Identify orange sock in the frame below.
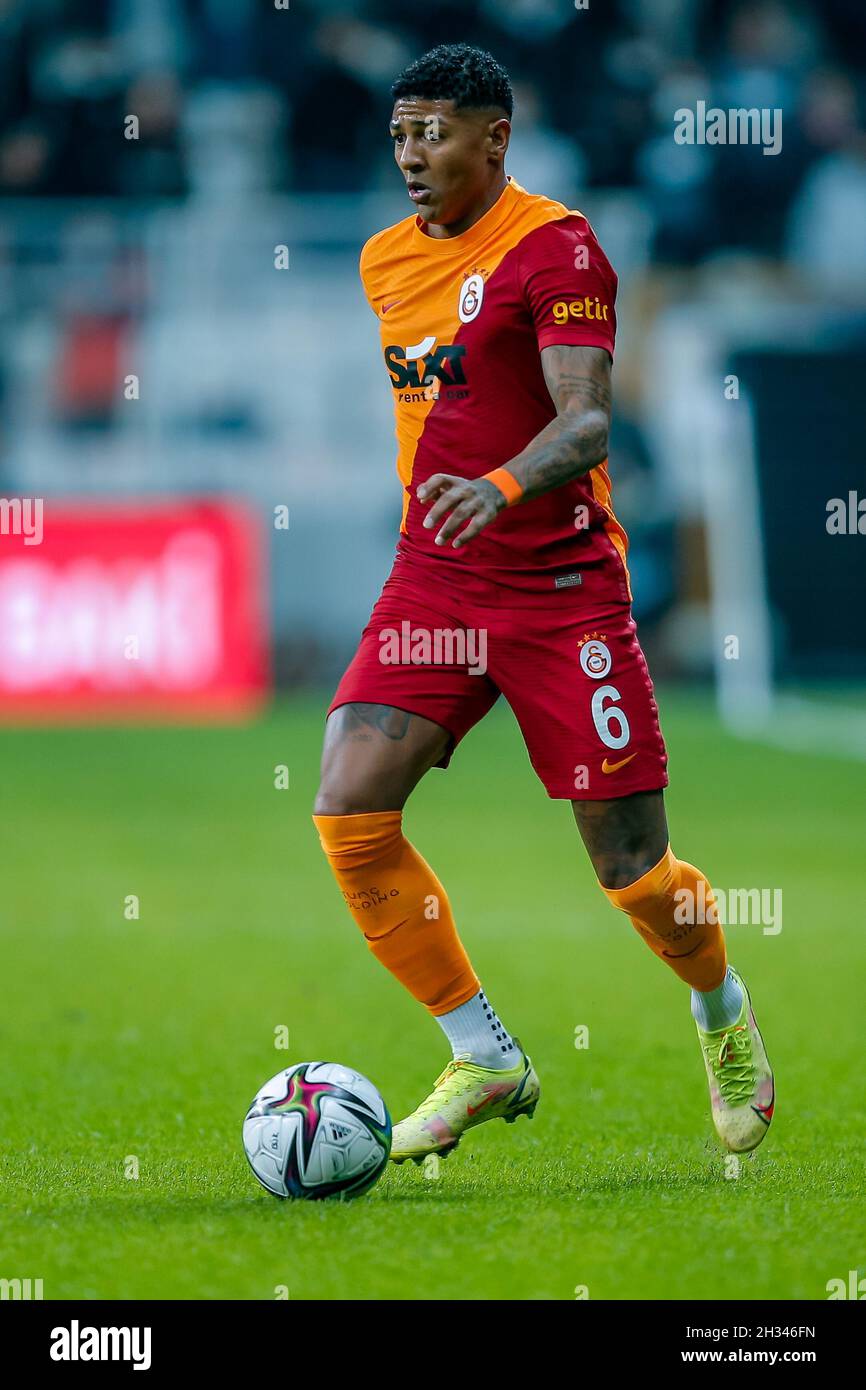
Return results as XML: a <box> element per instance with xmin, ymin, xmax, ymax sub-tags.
<box><xmin>313</xmin><ymin>811</ymin><xmax>480</xmax><ymax>1016</ymax></box>
<box><xmin>601</xmin><ymin>844</ymin><xmax>727</xmax><ymax>991</ymax></box>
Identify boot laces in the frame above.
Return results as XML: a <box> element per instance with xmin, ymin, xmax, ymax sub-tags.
<box><xmin>706</xmin><ymin>1024</ymin><xmax>755</xmax><ymax>1106</ymax></box>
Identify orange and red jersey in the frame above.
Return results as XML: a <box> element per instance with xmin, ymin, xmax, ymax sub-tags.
<box><xmin>360</xmin><ymin>177</ymin><xmax>629</xmax><ymax>601</ymax></box>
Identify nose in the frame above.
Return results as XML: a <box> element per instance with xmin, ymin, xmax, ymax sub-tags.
<box><xmin>397</xmin><ymin>137</ymin><xmax>426</xmax><ymax>174</ymax></box>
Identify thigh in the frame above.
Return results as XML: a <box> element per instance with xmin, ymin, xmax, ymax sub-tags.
<box><xmin>315</xmin><ymin>702</ymin><xmax>452</xmax><ymax>814</ymax></box>
<box><xmin>324</xmin><ymin>574</ymin><xmax>499</xmax><ymax>775</ymax></box>
<box><xmin>489</xmin><ymin>597</ymin><xmax>669</xmax><ymax>802</ymax></box>
<box><xmin>317</xmin><ymin>574</ymin><xmax>499</xmax><ymax>813</ymax></box>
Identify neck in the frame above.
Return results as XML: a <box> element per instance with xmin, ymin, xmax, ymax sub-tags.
<box><xmin>425</xmin><ymin>172</ymin><xmax>509</xmax><ymax>239</ymax></box>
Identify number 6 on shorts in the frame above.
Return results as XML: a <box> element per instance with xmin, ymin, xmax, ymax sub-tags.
<box><xmin>591</xmin><ymin>684</ymin><xmax>631</xmax><ymax>750</ymax></box>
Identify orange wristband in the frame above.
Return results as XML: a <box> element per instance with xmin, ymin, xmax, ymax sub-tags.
<box><xmin>482</xmin><ymin>467</ymin><xmax>523</xmax><ymax>506</ymax></box>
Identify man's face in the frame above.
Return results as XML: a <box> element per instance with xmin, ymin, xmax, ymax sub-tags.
<box><xmin>389</xmin><ymin>98</ymin><xmax>509</xmax><ymax>228</ymax></box>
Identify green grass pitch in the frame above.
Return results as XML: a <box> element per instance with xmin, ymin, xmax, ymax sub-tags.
<box><xmin>1</xmin><ymin>691</ymin><xmax>863</xmax><ymax>1301</ymax></box>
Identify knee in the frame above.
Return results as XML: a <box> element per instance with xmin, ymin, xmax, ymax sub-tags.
<box><xmin>313</xmin><ymin>771</ymin><xmax>398</xmax><ymax>818</ymax></box>
<box><xmin>312</xmin><ymin>772</ymin><xmax>339</xmax><ymax>815</ymax></box>
<box><xmin>313</xmin><ymin>755</ymin><xmax>409</xmax><ymax>817</ymax></box>
<box><xmin>313</xmin><ymin>741</ymin><xmax>370</xmax><ymax>814</ymax></box>
<box><xmin>313</xmin><ymin>785</ymin><xmax>371</xmax><ymax>817</ymax></box>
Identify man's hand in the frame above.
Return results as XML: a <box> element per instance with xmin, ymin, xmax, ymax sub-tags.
<box><xmin>417</xmin><ymin>474</ymin><xmax>507</xmax><ymax>549</ymax></box>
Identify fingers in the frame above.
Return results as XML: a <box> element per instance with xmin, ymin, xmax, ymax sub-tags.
<box><xmin>416</xmin><ymin>474</ymin><xmax>452</xmax><ymax>504</ymax></box>
<box><xmin>416</xmin><ymin>474</ymin><xmax>495</xmax><ymax>549</ymax></box>
<box><xmin>450</xmin><ymin>511</ymin><xmax>489</xmax><ymax>548</ymax></box>
<box><xmin>421</xmin><ymin>479</ymin><xmax>470</xmax><ymax>534</ymax></box>
<box><xmin>434</xmin><ymin>497</ymin><xmax>477</xmax><ymax>546</ymax></box>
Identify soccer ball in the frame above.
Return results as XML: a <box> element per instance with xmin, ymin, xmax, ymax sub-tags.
<box><xmin>242</xmin><ymin>1062</ymin><xmax>392</xmax><ymax>1199</ymax></box>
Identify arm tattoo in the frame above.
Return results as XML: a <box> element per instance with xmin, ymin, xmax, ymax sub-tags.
<box><xmin>506</xmin><ymin>345</ymin><xmax>612</xmax><ymax>502</ymax></box>
<box><xmin>549</xmin><ymin>372</ymin><xmax>611</xmax><ymax>413</ymax></box>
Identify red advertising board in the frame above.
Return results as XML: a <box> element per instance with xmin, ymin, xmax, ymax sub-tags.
<box><xmin>0</xmin><ymin>500</ymin><xmax>270</xmax><ymax>720</ymax></box>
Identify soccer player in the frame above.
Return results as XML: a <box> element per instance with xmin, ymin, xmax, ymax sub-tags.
<box><xmin>313</xmin><ymin>45</ymin><xmax>774</xmax><ymax>1162</ymax></box>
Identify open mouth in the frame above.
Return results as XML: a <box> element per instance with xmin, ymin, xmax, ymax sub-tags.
<box><xmin>406</xmin><ymin>181</ymin><xmax>432</xmax><ymax>204</ymax></box>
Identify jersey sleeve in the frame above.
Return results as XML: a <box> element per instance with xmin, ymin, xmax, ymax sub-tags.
<box><xmin>518</xmin><ymin>216</ymin><xmax>617</xmax><ymax>357</ymax></box>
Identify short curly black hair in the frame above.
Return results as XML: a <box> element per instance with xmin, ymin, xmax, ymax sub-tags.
<box><xmin>391</xmin><ymin>44</ymin><xmax>513</xmax><ymax>118</ymax></box>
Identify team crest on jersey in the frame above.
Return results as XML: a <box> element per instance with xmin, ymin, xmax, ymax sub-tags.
<box><xmin>578</xmin><ymin>633</ymin><xmax>612</xmax><ymax>679</ymax></box>
<box><xmin>458</xmin><ymin>272</ymin><xmax>485</xmax><ymax>323</ymax></box>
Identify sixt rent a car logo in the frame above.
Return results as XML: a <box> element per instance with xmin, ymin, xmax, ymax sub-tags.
<box><xmin>552</xmin><ymin>297</ymin><xmax>610</xmax><ymax>325</ymax></box>
<box><xmin>384</xmin><ymin>335</ymin><xmax>467</xmax><ymax>391</ymax></box>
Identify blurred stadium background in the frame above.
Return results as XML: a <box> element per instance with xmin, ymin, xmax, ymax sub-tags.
<box><xmin>1</xmin><ymin>0</ymin><xmax>864</xmax><ymax>742</ymax></box>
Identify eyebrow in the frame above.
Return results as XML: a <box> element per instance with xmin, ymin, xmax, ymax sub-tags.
<box><xmin>389</xmin><ymin>116</ymin><xmax>447</xmax><ymax>130</ymax></box>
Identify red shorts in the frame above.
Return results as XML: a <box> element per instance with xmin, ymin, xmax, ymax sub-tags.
<box><xmin>328</xmin><ymin>561</ymin><xmax>668</xmax><ymax>800</ymax></box>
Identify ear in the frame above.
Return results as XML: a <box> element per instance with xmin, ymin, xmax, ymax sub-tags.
<box><xmin>487</xmin><ymin>117</ymin><xmax>511</xmax><ymax>161</ymax></box>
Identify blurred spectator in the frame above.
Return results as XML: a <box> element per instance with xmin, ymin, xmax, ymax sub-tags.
<box><xmin>709</xmin><ymin>0</ymin><xmax>818</xmax><ymax>252</ymax></box>
<box><xmin>786</xmin><ymin>72</ymin><xmax>866</xmax><ymax>293</ymax></box>
<box><xmin>505</xmin><ymin>82</ymin><xmax>587</xmax><ymax>206</ymax></box>
<box><xmin>637</xmin><ymin>61</ymin><xmax>716</xmax><ymax>264</ymax></box>
<box><xmin>286</xmin><ymin>18</ymin><xmax>394</xmax><ymax>192</ymax></box>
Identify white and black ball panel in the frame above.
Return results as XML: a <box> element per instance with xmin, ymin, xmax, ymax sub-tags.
<box><xmin>306</xmin><ymin>1097</ymin><xmax>386</xmax><ymax>1185</ymax></box>
<box><xmin>242</xmin><ymin>1110</ymin><xmax>301</xmax><ymax>1197</ymax></box>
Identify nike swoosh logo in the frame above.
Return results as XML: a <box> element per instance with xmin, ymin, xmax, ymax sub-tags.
<box><xmin>381</xmin><ymin>300</ymin><xmax>402</xmax><ymax>316</ymax></box>
<box><xmin>601</xmin><ymin>753</ymin><xmax>637</xmax><ymax>774</ymax></box>
<box><xmin>466</xmin><ymin>1085</ymin><xmax>512</xmax><ymax>1117</ymax></box>
<box><xmin>751</xmin><ymin>1084</ymin><xmax>775</xmax><ymax>1124</ymax></box>
<box><xmin>662</xmin><ymin>943</ymin><xmax>701</xmax><ymax>959</ymax></box>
